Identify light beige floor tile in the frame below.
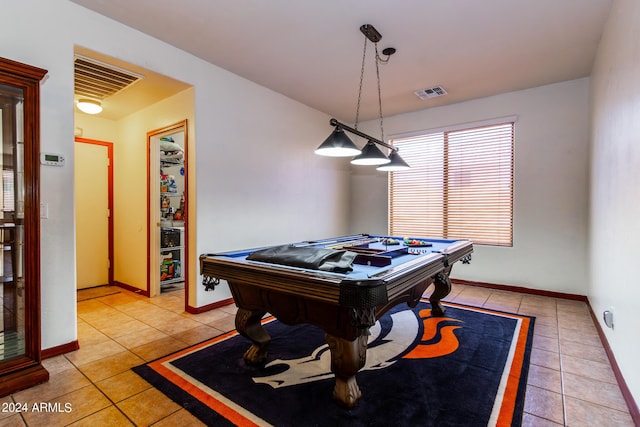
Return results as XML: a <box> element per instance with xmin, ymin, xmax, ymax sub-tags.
<box><xmin>562</xmin><ymin>372</ymin><xmax>628</xmax><ymax>412</ymax></box>
<box><xmin>559</xmin><ymin>340</ymin><xmax>609</xmax><ymax>364</ymax></box>
<box><xmin>181</xmin><ymin>308</ymin><xmax>230</xmax><ymax>324</ymax></box>
<box><xmin>153</xmin><ymin>315</ymin><xmax>203</xmax><ymax>336</ymax></box>
<box><xmin>67</xmin><ymin>406</ymin><xmax>134</xmax><ymax>426</ymax></box>
<box><xmin>521</xmin><ymin>294</ymin><xmax>556</xmax><ymax>308</ymax></box>
<box><xmin>98</xmin><ymin>318</ymin><xmax>153</xmax><ymax>339</ymax></box>
<box><xmin>555</xmin><ymin>299</ymin><xmax>589</xmax><ymax>314</ymax></box>
<box><xmin>113</xmin><ymin>326</ymin><xmax>170</xmax><ymax>348</ymax></box>
<box><xmin>527</xmin><ymin>364</ymin><xmax>562</xmax><ymax>394</ymax></box>
<box><xmin>207</xmin><ymin>315</ymin><xmax>237</xmax><ymax>333</ymax></box>
<box><xmin>533</xmin><ymin>323</ymin><xmax>559</xmax><ymax>339</ymax></box>
<box><xmin>77</xmin><ymin>350</ymin><xmax>146</xmax><ymax>383</ymax></box>
<box><xmin>530</xmin><ymin>347</ymin><xmax>561</xmax><ymax>371</ymax></box>
<box><xmin>41</xmin><ymin>355</ymin><xmax>77</xmax><ymax>375</ymax></box>
<box><xmin>523</xmin><ymin>385</ymin><xmax>565</xmax><ymax>425</ymax></box>
<box><xmin>77</xmin><ymin>322</ymin><xmax>112</xmax><ymax>347</ymax></box>
<box><xmin>521</xmin><ymin>412</ymin><xmax>563</xmax><ymax>426</ymax></box>
<box><xmin>65</xmin><ymin>339</ymin><xmax>128</xmax><ymax>367</ymax></box>
<box><xmin>561</xmin><ymin>353</ymin><xmax>617</xmax><ymax>385</ymax></box>
<box><xmin>20</xmin><ymin>385</ymin><xmax>111</xmax><ymax>426</ymax></box>
<box><xmin>172</xmin><ymin>324</ymin><xmax>223</xmax><ymax>345</ymax></box>
<box><xmin>95</xmin><ymin>370</ymin><xmax>152</xmax><ymax>403</ymax></box>
<box><xmin>117</xmin><ymin>388</ymin><xmax>181</xmax><ymax>426</ymax></box>
<box><xmin>450</xmin><ymin>287</ymin><xmax>491</xmax><ymax>306</ymax></box>
<box><xmin>564</xmin><ymin>396</ymin><xmax>635</xmax><ymax>426</ymax></box>
<box><xmin>0</xmin><ymin>397</ymin><xmax>19</xmax><ymax>422</ymax></box>
<box><xmin>151</xmin><ymin>409</ymin><xmax>207</xmax><ymax>426</ymax></box>
<box><xmin>0</xmin><ymin>414</ymin><xmax>26</xmax><ymax>426</ymax></box>
<box><xmin>12</xmin><ymin>368</ymin><xmax>91</xmax><ymax>403</ymax></box>
<box><xmin>559</xmin><ymin>327</ymin><xmax>602</xmax><ymax>347</ymax></box>
<box><xmin>76</xmin><ymin>299</ymin><xmax>110</xmax><ymax>315</ymax></box>
<box><xmin>99</xmin><ymin>292</ymin><xmax>146</xmax><ymax>307</ymax></box>
<box><xmin>532</xmin><ymin>334</ymin><xmax>559</xmax><ymax>353</ymax></box>
<box><xmin>130</xmin><ymin>336</ymin><xmax>187</xmax><ymax>361</ymax></box>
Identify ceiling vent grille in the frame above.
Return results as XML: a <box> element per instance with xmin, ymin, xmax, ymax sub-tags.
<box><xmin>414</xmin><ymin>85</ymin><xmax>448</xmax><ymax>100</ymax></box>
<box><xmin>74</xmin><ymin>55</ymin><xmax>144</xmax><ymax>100</ymax></box>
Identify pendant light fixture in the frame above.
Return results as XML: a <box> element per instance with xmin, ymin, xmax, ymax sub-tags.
<box><xmin>315</xmin><ymin>24</ymin><xmax>409</xmax><ymax>171</ymax></box>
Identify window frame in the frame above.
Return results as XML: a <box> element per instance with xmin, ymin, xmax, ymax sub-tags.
<box><xmin>388</xmin><ymin>116</ymin><xmax>516</xmax><ymax>247</ymax></box>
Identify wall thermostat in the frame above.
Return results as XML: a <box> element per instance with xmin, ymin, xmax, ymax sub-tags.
<box><xmin>41</xmin><ymin>153</ymin><xmax>65</xmax><ymax>166</ymax></box>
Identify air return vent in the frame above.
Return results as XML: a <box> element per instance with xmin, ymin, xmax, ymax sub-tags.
<box><xmin>74</xmin><ymin>55</ymin><xmax>144</xmax><ymax>100</ymax></box>
<box><xmin>414</xmin><ymin>85</ymin><xmax>448</xmax><ymax>100</ymax></box>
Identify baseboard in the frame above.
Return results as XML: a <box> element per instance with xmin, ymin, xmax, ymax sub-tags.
<box><xmin>186</xmin><ymin>297</ymin><xmax>234</xmax><ymax>314</ymax></box>
<box><xmin>454</xmin><ymin>278</ymin><xmax>638</xmax><ymax>423</ymax></box>
<box><xmin>587</xmin><ymin>305</ymin><xmax>640</xmax><ymax>425</ymax></box>
<box><xmin>42</xmin><ymin>340</ymin><xmax>79</xmax><ymax>359</ymax></box>
<box><xmin>451</xmin><ymin>278</ymin><xmax>588</xmax><ymax>301</ymax></box>
<box><xmin>113</xmin><ymin>281</ymin><xmax>149</xmax><ymax>297</ymax></box>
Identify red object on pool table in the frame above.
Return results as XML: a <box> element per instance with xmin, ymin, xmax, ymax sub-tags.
<box><xmin>199</xmin><ymin>234</ymin><xmax>473</xmax><ymax>408</ymax></box>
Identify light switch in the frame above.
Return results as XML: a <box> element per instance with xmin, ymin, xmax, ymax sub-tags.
<box><xmin>40</xmin><ymin>203</ymin><xmax>48</xmax><ymax>219</ymax></box>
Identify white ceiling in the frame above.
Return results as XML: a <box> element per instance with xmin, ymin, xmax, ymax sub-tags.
<box><xmin>71</xmin><ymin>0</ymin><xmax>612</xmax><ymax>123</ymax></box>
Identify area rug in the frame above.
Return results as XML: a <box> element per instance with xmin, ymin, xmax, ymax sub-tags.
<box><xmin>133</xmin><ymin>301</ymin><xmax>534</xmax><ymax>426</ymax></box>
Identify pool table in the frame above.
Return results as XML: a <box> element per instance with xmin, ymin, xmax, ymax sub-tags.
<box><xmin>199</xmin><ymin>234</ymin><xmax>472</xmax><ymax>408</ymax></box>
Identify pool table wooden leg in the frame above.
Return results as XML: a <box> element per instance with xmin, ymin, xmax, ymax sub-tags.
<box><xmin>325</xmin><ymin>333</ymin><xmax>368</xmax><ymax>408</ymax></box>
<box><xmin>430</xmin><ymin>268</ymin><xmax>452</xmax><ymax>317</ymax></box>
<box><xmin>235</xmin><ymin>307</ymin><xmax>270</xmax><ymax>365</ymax></box>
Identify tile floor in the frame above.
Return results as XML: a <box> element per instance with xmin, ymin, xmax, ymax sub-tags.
<box><xmin>0</xmin><ymin>283</ymin><xmax>636</xmax><ymax>426</ymax></box>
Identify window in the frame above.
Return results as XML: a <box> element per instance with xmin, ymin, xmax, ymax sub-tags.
<box><xmin>389</xmin><ymin>119</ymin><xmax>514</xmax><ymax>246</ymax></box>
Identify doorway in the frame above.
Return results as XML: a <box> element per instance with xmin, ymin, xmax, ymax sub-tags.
<box><xmin>74</xmin><ymin>138</ymin><xmax>113</xmax><ymax>289</ymax></box>
<box><xmin>147</xmin><ymin>120</ymin><xmax>188</xmax><ymax>297</ymax></box>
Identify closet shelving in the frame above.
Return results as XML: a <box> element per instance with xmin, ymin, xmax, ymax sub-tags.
<box><xmin>159</xmin><ymin>137</ymin><xmax>184</xmax><ymax>289</ymax></box>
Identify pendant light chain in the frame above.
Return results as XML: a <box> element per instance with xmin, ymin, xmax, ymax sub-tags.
<box><xmin>315</xmin><ymin>24</ymin><xmax>409</xmax><ymax>170</ymax></box>
<box><xmin>374</xmin><ymin>43</ymin><xmax>385</xmax><ymax>144</ymax></box>
<box><xmin>354</xmin><ymin>37</ymin><xmax>368</xmax><ymax>130</ymax></box>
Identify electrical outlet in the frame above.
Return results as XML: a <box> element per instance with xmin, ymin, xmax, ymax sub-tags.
<box><xmin>603</xmin><ymin>308</ymin><xmax>614</xmax><ymax>329</ymax></box>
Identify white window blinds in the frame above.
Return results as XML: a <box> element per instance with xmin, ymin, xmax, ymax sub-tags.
<box><xmin>389</xmin><ymin>121</ymin><xmax>514</xmax><ymax>246</ymax></box>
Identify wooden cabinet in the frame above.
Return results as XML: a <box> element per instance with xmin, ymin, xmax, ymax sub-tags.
<box><xmin>0</xmin><ymin>57</ymin><xmax>49</xmax><ymax>396</ymax></box>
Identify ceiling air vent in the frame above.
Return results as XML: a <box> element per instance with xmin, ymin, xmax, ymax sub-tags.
<box><xmin>74</xmin><ymin>55</ymin><xmax>144</xmax><ymax>100</ymax></box>
<box><xmin>414</xmin><ymin>85</ymin><xmax>448</xmax><ymax>100</ymax></box>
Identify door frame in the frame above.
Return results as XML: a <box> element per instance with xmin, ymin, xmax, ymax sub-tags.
<box><xmin>74</xmin><ymin>137</ymin><xmax>114</xmax><ymax>286</ymax></box>
<box><xmin>146</xmin><ymin>120</ymin><xmax>188</xmax><ymax>300</ymax></box>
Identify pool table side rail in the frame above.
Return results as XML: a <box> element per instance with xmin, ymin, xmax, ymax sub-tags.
<box><xmin>199</xmin><ymin>250</ymin><xmax>447</xmax><ymax>308</ymax></box>
<box><xmin>199</xmin><ymin>256</ymin><xmax>350</xmax><ymax>304</ymax></box>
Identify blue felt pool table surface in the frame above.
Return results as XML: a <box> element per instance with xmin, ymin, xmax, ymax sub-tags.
<box><xmin>210</xmin><ymin>234</ymin><xmax>466</xmax><ymax>280</ymax></box>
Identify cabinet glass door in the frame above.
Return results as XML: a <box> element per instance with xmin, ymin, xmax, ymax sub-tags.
<box><xmin>0</xmin><ymin>84</ymin><xmax>25</xmax><ymax>364</ymax></box>
<box><xmin>0</xmin><ymin>57</ymin><xmax>48</xmax><ymax>397</ymax></box>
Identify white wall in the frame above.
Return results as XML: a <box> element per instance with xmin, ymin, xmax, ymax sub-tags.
<box><xmin>589</xmin><ymin>0</ymin><xmax>640</xmax><ymax>406</ymax></box>
<box><xmin>350</xmin><ymin>79</ymin><xmax>591</xmax><ymax>294</ymax></box>
<box><xmin>1</xmin><ymin>0</ymin><xmax>348</xmax><ymax>350</ymax></box>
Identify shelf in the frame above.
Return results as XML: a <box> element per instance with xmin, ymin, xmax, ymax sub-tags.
<box><xmin>161</xmin><ymin>277</ymin><xmax>183</xmax><ymax>285</ymax></box>
<box><xmin>161</xmin><ymin>245</ymin><xmax>183</xmax><ymax>251</ymax></box>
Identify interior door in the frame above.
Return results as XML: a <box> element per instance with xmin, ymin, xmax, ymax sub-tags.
<box><xmin>147</xmin><ymin>121</ymin><xmax>188</xmax><ymax>298</ymax></box>
<box><xmin>75</xmin><ymin>139</ymin><xmax>112</xmax><ymax>289</ymax></box>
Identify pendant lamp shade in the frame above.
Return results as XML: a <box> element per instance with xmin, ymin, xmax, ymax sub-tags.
<box><xmin>315</xmin><ymin>127</ymin><xmax>362</xmax><ymax>157</ymax></box>
<box><xmin>377</xmin><ymin>150</ymin><xmax>410</xmax><ymax>171</ymax></box>
<box><xmin>351</xmin><ymin>141</ymin><xmax>391</xmax><ymax>165</ymax></box>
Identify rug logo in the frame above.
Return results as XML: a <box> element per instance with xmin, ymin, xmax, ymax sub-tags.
<box><xmin>253</xmin><ymin>308</ymin><xmax>462</xmax><ymax>389</ymax></box>
<box><xmin>403</xmin><ymin>308</ymin><xmax>462</xmax><ymax>359</ymax></box>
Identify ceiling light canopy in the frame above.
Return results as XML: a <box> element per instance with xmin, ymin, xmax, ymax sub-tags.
<box><xmin>76</xmin><ymin>99</ymin><xmax>102</xmax><ymax>114</ymax></box>
<box><xmin>315</xmin><ymin>24</ymin><xmax>409</xmax><ymax>171</ymax></box>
